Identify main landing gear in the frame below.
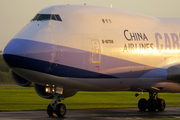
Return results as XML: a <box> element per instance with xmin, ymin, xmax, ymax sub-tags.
<box><xmin>138</xmin><ymin>92</ymin><xmax>166</xmax><ymax>112</ymax></box>
<box><xmin>47</xmin><ymin>94</ymin><xmax>66</xmax><ymax>117</ymax></box>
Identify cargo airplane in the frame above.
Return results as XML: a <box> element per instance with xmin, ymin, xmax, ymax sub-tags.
<box><xmin>3</xmin><ymin>4</ymin><xmax>180</xmax><ymax>117</ymax></box>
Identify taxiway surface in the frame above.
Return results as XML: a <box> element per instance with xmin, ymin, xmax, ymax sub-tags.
<box><xmin>1</xmin><ymin>107</ymin><xmax>180</xmax><ymax>120</ymax></box>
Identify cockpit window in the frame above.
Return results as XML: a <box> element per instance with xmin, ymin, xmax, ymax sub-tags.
<box><xmin>38</xmin><ymin>14</ymin><xmax>51</xmax><ymax>21</ymax></box>
<box><xmin>32</xmin><ymin>14</ymin><xmax>40</xmax><ymax>21</ymax></box>
<box><xmin>32</xmin><ymin>14</ymin><xmax>62</xmax><ymax>21</ymax></box>
<box><xmin>51</xmin><ymin>15</ymin><xmax>56</xmax><ymax>20</ymax></box>
<box><xmin>55</xmin><ymin>15</ymin><xmax>62</xmax><ymax>21</ymax></box>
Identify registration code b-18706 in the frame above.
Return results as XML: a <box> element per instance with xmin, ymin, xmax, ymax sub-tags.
<box><xmin>102</xmin><ymin>39</ymin><xmax>114</xmax><ymax>44</ymax></box>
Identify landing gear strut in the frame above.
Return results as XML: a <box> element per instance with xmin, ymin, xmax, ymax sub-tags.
<box><xmin>45</xmin><ymin>84</ymin><xmax>66</xmax><ymax>117</ymax></box>
<box><xmin>47</xmin><ymin>94</ymin><xmax>66</xmax><ymax>117</ymax></box>
<box><xmin>138</xmin><ymin>92</ymin><xmax>166</xmax><ymax>112</ymax></box>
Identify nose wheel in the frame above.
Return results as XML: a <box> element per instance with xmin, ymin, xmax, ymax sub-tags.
<box><xmin>56</xmin><ymin>103</ymin><xmax>66</xmax><ymax>117</ymax></box>
<box><xmin>47</xmin><ymin>95</ymin><xmax>66</xmax><ymax>117</ymax></box>
<box><xmin>47</xmin><ymin>103</ymin><xmax>66</xmax><ymax>117</ymax></box>
<box><xmin>138</xmin><ymin>92</ymin><xmax>166</xmax><ymax>112</ymax></box>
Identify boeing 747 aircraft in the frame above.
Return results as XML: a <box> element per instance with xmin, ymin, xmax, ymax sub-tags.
<box><xmin>3</xmin><ymin>5</ymin><xmax>180</xmax><ymax>117</ymax></box>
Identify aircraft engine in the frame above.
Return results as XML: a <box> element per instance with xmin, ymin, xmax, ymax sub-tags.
<box><xmin>34</xmin><ymin>84</ymin><xmax>53</xmax><ymax>99</ymax></box>
<box><xmin>34</xmin><ymin>84</ymin><xmax>77</xmax><ymax>99</ymax></box>
<box><xmin>11</xmin><ymin>71</ymin><xmax>34</xmax><ymax>87</ymax></box>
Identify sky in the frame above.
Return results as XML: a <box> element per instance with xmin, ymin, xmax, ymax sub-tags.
<box><xmin>0</xmin><ymin>0</ymin><xmax>180</xmax><ymax>50</ymax></box>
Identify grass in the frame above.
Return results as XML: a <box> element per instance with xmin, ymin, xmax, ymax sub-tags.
<box><xmin>0</xmin><ymin>86</ymin><xmax>180</xmax><ymax>111</ymax></box>
<box><xmin>141</xmin><ymin>119</ymin><xmax>180</xmax><ymax>120</ymax></box>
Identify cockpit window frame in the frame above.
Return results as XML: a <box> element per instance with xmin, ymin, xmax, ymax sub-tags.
<box><xmin>37</xmin><ymin>14</ymin><xmax>51</xmax><ymax>21</ymax></box>
<box><xmin>51</xmin><ymin>15</ymin><xmax>57</xmax><ymax>20</ymax></box>
<box><xmin>32</xmin><ymin>14</ymin><xmax>40</xmax><ymax>21</ymax></box>
<box><xmin>32</xmin><ymin>14</ymin><xmax>62</xmax><ymax>22</ymax></box>
<box><xmin>55</xmin><ymin>15</ymin><xmax>62</xmax><ymax>21</ymax></box>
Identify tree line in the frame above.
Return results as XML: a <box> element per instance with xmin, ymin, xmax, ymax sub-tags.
<box><xmin>0</xmin><ymin>54</ymin><xmax>14</xmax><ymax>84</ymax></box>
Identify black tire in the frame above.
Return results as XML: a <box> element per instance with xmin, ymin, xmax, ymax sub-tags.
<box><xmin>138</xmin><ymin>98</ymin><xmax>147</xmax><ymax>111</ymax></box>
<box><xmin>157</xmin><ymin>99</ymin><xmax>166</xmax><ymax>111</ymax></box>
<box><xmin>56</xmin><ymin>103</ymin><xmax>66</xmax><ymax>117</ymax></box>
<box><xmin>47</xmin><ymin>104</ymin><xmax>54</xmax><ymax>117</ymax></box>
<box><xmin>147</xmin><ymin>99</ymin><xmax>156</xmax><ymax>111</ymax></box>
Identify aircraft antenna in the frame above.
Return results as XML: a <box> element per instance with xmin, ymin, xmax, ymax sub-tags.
<box><xmin>110</xmin><ymin>3</ymin><xmax>113</xmax><ymax>8</ymax></box>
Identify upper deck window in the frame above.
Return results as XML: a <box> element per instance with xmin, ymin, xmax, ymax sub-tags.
<box><xmin>32</xmin><ymin>14</ymin><xmax>62</xmax><ymax>21</ymax></box>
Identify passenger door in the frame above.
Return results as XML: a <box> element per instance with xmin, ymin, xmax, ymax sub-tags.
<box><xmin>91</xmin><ymin>40</ymin><xmax>101</xmax><ymax>63</ymax></box>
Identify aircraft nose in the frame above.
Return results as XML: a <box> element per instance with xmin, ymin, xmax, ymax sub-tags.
<box><xmin>3</xmin><ymin>39</ymin><xmax>24</xmax><ymax>68</ymax></box>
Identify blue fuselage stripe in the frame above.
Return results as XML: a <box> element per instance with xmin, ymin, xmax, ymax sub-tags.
<box><xmin>3</xmin><ymin>38</ymin><xmax>168</xmax><ymax>79</ymax></box>
<box><xmin>3</xmin><ymin>54</ymin><xmax>117</xmax><ymax>78</ymax></box>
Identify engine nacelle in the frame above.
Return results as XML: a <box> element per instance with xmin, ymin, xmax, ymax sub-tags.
<box><xmin>34</xmin><ymin>84</ymin><xmax>53</xmax><ymax>99</ymax></box>
<box><xmin>11</xmin><ymin>71</ymin><xmax>34</xmax><ymax>87</ymax></box>
<box><xmin>34</xmin><ymin>84</ymin><xmax>77</xmax><ymax>99</ymax></box>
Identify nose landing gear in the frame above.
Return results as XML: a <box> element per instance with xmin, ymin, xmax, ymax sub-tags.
<box><xmin>47</xmin><ymin>95</ymin><xmax>66</xmax><ymax>117</ymax></box>
<box><xmin>45</xmin><ymin>84</ymin><xmax>66</xmax><ymax>117</ymax></box>
<box><xmin>138</xmin><ymin>92</ymin><xmax>166</xmax><ymax>112</ymax></box>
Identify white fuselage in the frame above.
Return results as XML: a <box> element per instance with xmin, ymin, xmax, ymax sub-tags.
<box><xmin>3</xmin><ymin>5</ymin><xmax>180</xmax><ymax>92</ymax></box>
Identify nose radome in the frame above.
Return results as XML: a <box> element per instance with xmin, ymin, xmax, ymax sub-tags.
<box><xmin>3</xmin><ymin>39</ymin><xmax>24</xmax><ymax>56</ymax></box>
<box><xmin>3</xmin><ymin>39</ymin><xmax>25</xmax><ymax>68</ymax></box>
